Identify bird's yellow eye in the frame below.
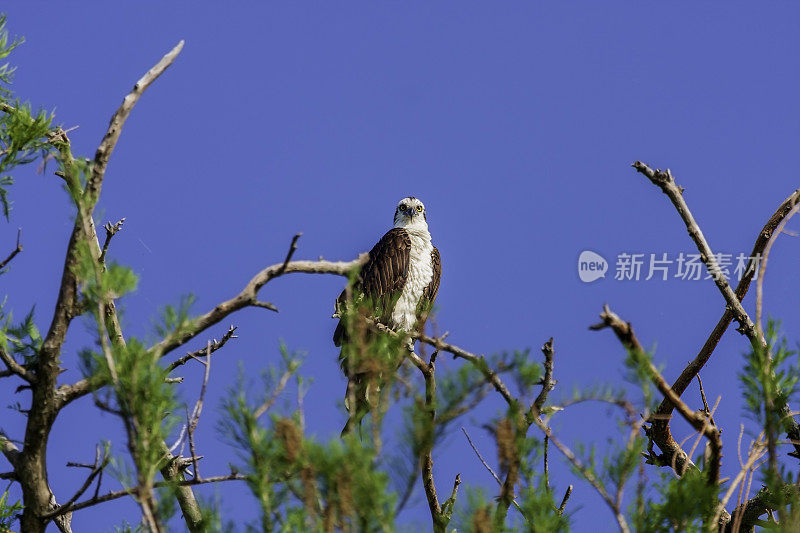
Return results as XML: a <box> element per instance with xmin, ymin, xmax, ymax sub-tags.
<box><xmin>399</xmin><ymin>204</ymin><xmax>406</xmax><ymax>211</ymax></box>
<box><xmin>416</xmin><ymin>205</ymin><xmax>423</xmax><ymax>212</ymax></box>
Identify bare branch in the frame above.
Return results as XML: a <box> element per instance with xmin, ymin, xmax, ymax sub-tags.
<box><xmin>98</xmin><ymin>218</ymin><xmax>125</xmax><ymax>266</ymax></box>
<box><xmin>254</xmin><ymin>363</ymin><xmax>297</xmax><ymax>419</ymax></box>
<box><xmin>166</xmin><ymin>325</ymin><xmax>237</xmax><ymax>373</ymax></box>
<box><xmin>252</xmin><ymin>300</ymin><xmax>279</xmax><ymax>312</ymax></box>
<box><xmin>0</xmin><ymin>430</ymin><xmax>20</xmax><ymax>469</ymax></box>
<box><xmin>632</xmin><ymin>161</ymin><xmax>761</xmax><ymax>346</ymax></box>
<box><xmin>591</xmin><ymin>304</ymin><xmax>722</xmax><ymax>484</ymax></box>
<box><xmin>57</xmin><ymin>254</ymin><xmax>367</xmax><ymax>407</ymax></box>
<box><xmin>530</xmin><ymin>415</ymin><xmax>631</xmax><ymax>533</ymax></box>
<box><xmin>0</xmin><ymin>345</ymin><xmax>35</xmax><ymax>382</ymax></box>
<box><xmin>415</xmin><ymin>332</ymin><xmax>516</xmax><ymax>408</ymax></box>
<box><xmin>532</xmin><ymin>337</ymin><xmax>555</xmax><ymax>416</ymax></box>
<box><xmin>85</xmin><ymin>42</ymin><xmax>184</xmax><ymax>204</ymax></box>
<box><xmin>659</xmin><ymin>188</ymin><xmax>800</xmax><ymax>409</ymax></box>
<box><xmin>558</xmin><ymin>485</ymin><xmax>573</xmax><ymax>515</ymax></box>
<box><xmin>644</xmin><ymin>187</ymin><xmax>800</xmax><ymax>473</ymax></box>
<box><xmin>42</xmin><ymin>446</ymin><xmax>109</xmax><ymax>520</ymax></box>
<box><xmin>461</xmin><ymin>427</ymin><xmax>526</xmax><ymax>518</ymax></box>
<box><xmin>186</xmin><ymin>342</ymin><xmax>213</xmax><ymax>479</ymax></box>
<box><xmin>755</xmin><ymin>196</ymin><xmax>799</xmax><ymax>335</ymax></box>
<box><xmin>279</xmin><ymin>233</ymin><xmax>302</xmax><ymax>274</ymax></box>
<box><xmin>45</xmin><ymin>473</ymin><xmax>246</xmax><ymax>518</ymax></box>
<box><xmin>0</xmin><ymin>227</ymin><xmax>22</xmax><ymax>269</ymax></box>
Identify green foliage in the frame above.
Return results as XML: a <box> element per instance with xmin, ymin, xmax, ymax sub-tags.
<box><xmin>193</xmin><ymin>493</ymin><xmax>232</xmax><ymax>533</ymax></box>
<box><xmin>73</xmin><ymin>240</ymin><xmax>138</xmax><ymax>304</ymax></box>
<box><xmin>0</xmin><ymin>14</ymin><xmax>54</xmax><ymax>219</ymax></box>
<box><xmin>622</xmin><ymin>344</ymin><xmax>661</xmax><ymax>413</ymax></box>
<box><xmin>0</xmin><ymin>15</ymin><xmax>21</xmax><ymax>94</ymax></box>
<box><xmin>740</xmin><ymin>320</ymin><xmax>798</xmax><ymax>435</ymax></box>
<box><xmin>603</xmin><ymin>436</ymin><xmax>645</xmax><ymax>493</ymax></box>
<box><xmin>454</xmin><ymin>487</ymin><xmax>494</xmax><ymax>532</ymax></box>
<box><xmin>220</xmin><ymin>355</ymin><xmax>396</xmax><ymax>531</ymax></box>
<box><xmin>154</xmin><ymin>294</ymin><xmax>196</xmax><ymax>343</ymax></box>
<box><xmin>516</xmin><ymin>479</ymin><xmax>570</xmax><ymax>533</ymax></box>
<box><xmin>0</xmin><ymin>490</ymin><xmax>22</xmax><ymax>533</ymax></box>
<box><xmin>90</xmin><ymin>338</ymin><xmax>178</xmax><ymax>485</ymax></box>
<box><xmin>153</xmin><ymin>486</ymin><xmax>177</xmax><ymax>526</ymax></box>
<box><xmin>0</xmin><ymin>305</ymin><xmax>41</xmax><ymax>364</ymax></box>
<box><xmin>636</xmin><ymin>467</ymin><xmax>719</xmax><ymax>533</ymax></box>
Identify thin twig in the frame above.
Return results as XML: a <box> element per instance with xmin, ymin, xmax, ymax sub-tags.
<box><xmin>697</xmin><ymin>373</ymin><xmax>716</xmax><ymax>428</ymax></box>
<box><xmin>756</xmin><ymin>196</ymin><xmax>799</xmax><ymax>336</ymax></box>
<box><xmin>166</xmin><ymin>326</ymin><xmax>237</xmax><ymax>373</ymax></box>
<box><xmin>530</xmin><ymin>415</ymin><xmax>631</xmax><ymax>533</ymax></box>
<box><xmin>186</xmin><ymin>341</ymin><xmax>212</xmax><ymax>479</ymax></box>
<box><xmin>0</xmin><ymin>228</ymin><xmax>22</xmax><ymax>269</ymax></box>
<box><xmin>533</xmin><ymin>337</ymin><xmax>555</xmax><ymax>415</ymax></box>
<box><xmin>461</xmin><ymin>427</ymin><xmax>502</xmax><ymax>485</ymax></box>
<box><xmin>254</xmin><ymin>364</ymin><xmax>298</xmax><ymax>419</ymax></box>
<box><xmin>45</xmin><ymin>473</ymin><xmax>246</xmax><ymax>518</ymax></box>
<box><xmin>279</xmin><ymin>233</ymin><xmax>302</xmax><ymax>274</ymax></box>
<box><xmin>558</xmin><ymin>485</ymin><xmax>573</xmax><ymax>515</ymax></box>
<box><xmin>98</xmin><ymin>218</ymin><xmax>125</xmax><ymax>266</ymax></box>
<box><xmin>460</xmin><ymin>426</ymin><xmax>527</xmax><ymax>519</ymax></box>
<box><xmin>0</xmin><ymin>345</ymin><xmax>35</xmax><ymax>382</ymax></box>
<box><xmin>42</xmin><ymin>446</ymin><xmax>109</xmax><ymax>519</ymax></box>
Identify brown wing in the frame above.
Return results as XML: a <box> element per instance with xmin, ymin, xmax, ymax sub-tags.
<box><xmin>333</xmin><ymin>228</ymin><xmax>411</xmax><ymax>346</ymax></box>
<box><xmin>416</xmin><ymin>246</ymin><xmax>441</xmax><ymax>333</ymax></box>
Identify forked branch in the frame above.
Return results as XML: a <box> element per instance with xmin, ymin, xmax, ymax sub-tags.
<box><xmin>591</xmin><ymin>304</ymin><xmax>722</xmax><ymax>484</ymax></box>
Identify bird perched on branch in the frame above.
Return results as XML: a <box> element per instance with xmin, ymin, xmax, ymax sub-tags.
<box><xmin>333</xmin><ymin>197</ymin><xmax>441</xmax><ymax>434</ymax></box>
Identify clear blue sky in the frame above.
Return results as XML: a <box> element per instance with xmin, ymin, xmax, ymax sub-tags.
<box><xmin>1</xmin><ymin>3</ymin><xmax>799</xmax><ymax>531</ymax></box>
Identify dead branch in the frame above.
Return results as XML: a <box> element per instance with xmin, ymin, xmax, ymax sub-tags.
<box><xmin>85</xmin><ymin>42</ymin><xmax>184</xmax><ymax>204</ymax></box>
<box><xmin>0</xmin><ymin>227</ymin><xmax>22</xmax><ymax>269</ymax></box>
<box><xmin>658</xmin><ymin>188</ymin><xmax>800</xmax><ymax>415</ymax></box>
<box><xmin>45</xmin><ymin>473</ymin><xmax>246</xmax><ymax>519</ymax></box>
<box><xmin>755</xmin><ymin>196</ymin><xmax>799</xmax><ymax>335</ymax></box>
<box><xmin>57</xmin><ymin>252</ymin><xmax>367</xmax><ymax>408</ymax></box>
<box><xmin>0</xmin><ymin>430</ymin><xmax>20</xmax><ymax>469</ymax></box>
<box><xmin>186</xmin><ymin>342</ymin><xmax>213</xmax><ymax>479</ymax></box>
<box><xmin>0</xmin><ymin>345</ymin><xmax>34</xmax><ymax>382</ymax></box>
<box><xmin>647</xmin><ymin>187</ymin><xmax>800</xmax><ymax>473</ymax></box>
<box><xmin>254</xmin><ymin>362</ymin><xmax>298</xmax><ymax>419</ymax></box>
<box><xmin>720</xmin><ymin>484</ymin><xmax>800</xmax><ymax>533</ymax></box>
<box><xmin>415</xmin><ymin>332</ymin><xmax>516</xmax><ymax>408</ymax></box>
<box><xmin>591</xmin><ymin>304</ymin><xmax>722</xmax><ymax>485</ymax></box>
<box><xmin>42</xmin><ymin>446</ymin><xmax>109</xmax><ymax>520</ymax></box>
<box><xmin>166</xmin><ymin>325</ymin><xmax>237</xmax><ymax>373</ymax></box>
<box><xmin>530</xmin><ymin>415</ymin><xmax>631</xmax><ymax>533</ymax></box>
<box><xmin>98</xmin><ymin>218</ymin><xmax>125</xmax><ymax>267</ymax></box>
<box><xmin>533</xmin><ymin>337</ymin><xmax>555</xmax><ymax>415</ymax></box>
<box><xmin>461</xmin><ymin>427</ymin><xmax>526</xmax><ymax>518</ymax></box>
<box><xmin>632</xmin><ymin>161</ymin><xmax>761</xmax><ymax>346</ymax></box>
<box><xmin>634</xmin><ymin>162</ymin><xmax>800</xmax><ymax>465</ymax></box>
<box><xmin>558</xmin><ymin>485</ymin><xmax>573</xmax><ymax>515</ymax></box>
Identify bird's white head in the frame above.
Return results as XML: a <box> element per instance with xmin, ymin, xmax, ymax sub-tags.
<box><xmin>393</xmin><ymin>196</ymin><xmax>429</xmax><ymax>232</ymax></box>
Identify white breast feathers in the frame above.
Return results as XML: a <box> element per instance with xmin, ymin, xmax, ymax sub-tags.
<box><xmin>391</xmin><ymin>229</ymin><xmax>434</xmax><ymax>331</ymax></box>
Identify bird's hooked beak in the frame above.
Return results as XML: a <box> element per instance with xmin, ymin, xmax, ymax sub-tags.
<box><xmin>403</xmin><ymin>207</ymin><xmax>416</xmax><ymax>218</ymax></box>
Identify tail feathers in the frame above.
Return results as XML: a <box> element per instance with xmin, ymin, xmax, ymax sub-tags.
<box><xmin>333</xmin><ymin>322</ymin><xmax>345</xmax><ymax>347</ymax></box>
<box><xmin>340</xmin><ymin>373</ymin><xmax>375</xmax><ymax>436</ymax></box>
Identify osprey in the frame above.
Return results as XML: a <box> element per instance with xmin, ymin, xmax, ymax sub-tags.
<box><xmin>333</xmin><ymin>196</ymin><xmax>441</xmax><ymax>433</ymax></box>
